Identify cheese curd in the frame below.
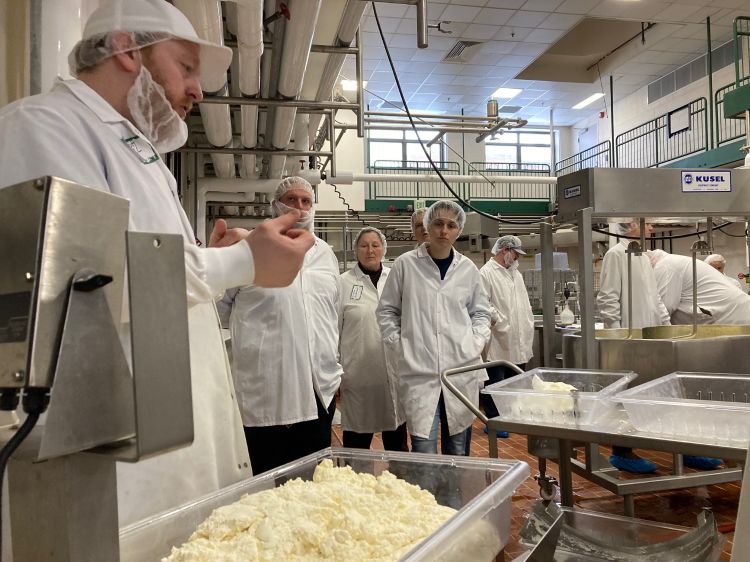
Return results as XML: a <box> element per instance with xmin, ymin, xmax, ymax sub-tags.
<box><xmin>506</xmin><ymin>374</ymin><xmax>579</xmax><ymax>423</ymax></box>
<box><xmin>163</xmin><ymin>460</ymin><xmax>460</xmax><ymax>562</ymax></box>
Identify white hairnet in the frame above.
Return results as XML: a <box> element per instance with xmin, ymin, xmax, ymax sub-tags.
<box><xmin>273</xmin><ymin>176</ymin><xmax>314</xmax><ymax>202</ymax></box>
<box><xmin>423</xmin><ymin>200</ymin><xmax>466</xmax><ymax>234</ymax></box>
<box><xmin>67</xmin><ymin>0</ymin><xmax>232</xmax><ymax>90</ymax></box>
<box><xmin>492</xmin><ymin>235</ymin><xmax>526</xmax><ymax>256</ymax></box>
<box><xmin>411</xmin><ymin>207</ymin><xmax>427</xmax><ymax>232</ymax></box>
<box><xmin>355</xmin><ymin>226</ymin><xmax>387</xmax><ymax>255</ymax></box>
<box><xmin>704</xmin><ymin>254</ymin><xmax>726</xmax><ymax>266</ymax></box>
<box><xmin>609</xmin><ymin>219</ymin><xmax>637</xmax><ymax>236</ymax></box>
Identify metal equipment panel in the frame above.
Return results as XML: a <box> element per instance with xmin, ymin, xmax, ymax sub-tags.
<box><xmin>556</xmin><ymin>168</ymin><xmax>750</xmax><ymax>222</ymax></box>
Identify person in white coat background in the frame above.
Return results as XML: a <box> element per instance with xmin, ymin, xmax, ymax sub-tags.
<box><xmin>704</xmin><ymin>254</ymin><xmax>744</xmax><ymax>291</ymax></box>
<box><xmin>377</xmin><ymin>200</ymin><xmax>491</xmax><ymax>455</ymax></box>
<box><xmin>411</xmin><ymin>207</ymin><xmax>429</xmax><ymax>245</ymax></box>
<box><xmin>339</xmin><ymin>227</ymin><xmax>407</xmax><ymax>451</ymax></box>
<box><xmin>479</xmin><ymin>235</ymin><xmax>534</xmax><ymax>436</ymax></box>
<box><xmin>0</xmin><ymin>0</ymin><xmax>314</xmax><ymax>532</ymax></box>
<box><xmin>218</xmin><ymin>177</ymin><xmax>342</xmax><ymax>475</ymax></box>
<box><xmin>650</xmin><ymin>250</ymin><xmax>750</xmax><ymax>325</ymax></box>
<box><xmin>597</xmin><ymin>219</ymin><xmax>669</xmax><ymax>474</ymax></box>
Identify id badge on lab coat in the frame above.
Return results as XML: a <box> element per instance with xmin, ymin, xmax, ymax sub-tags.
<box><xmin>122</xmin><ymin>135</ymin><xmax>160</xmax><ymax>164</ymax></box>
<box><xmin>350</xmin><ymin>284</ymin><xmax>363</xmax><ymax>300</ymax></box>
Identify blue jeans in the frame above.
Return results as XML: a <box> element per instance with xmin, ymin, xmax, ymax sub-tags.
<box><xmin>411</xmin><ymin>393</ymin><xmax>467</xmax><ymax>455</ymax></box>
<box><xmin>481</xmin><ymin>363</ymin><xmax>525</xmax><ymax>419</ymax></box>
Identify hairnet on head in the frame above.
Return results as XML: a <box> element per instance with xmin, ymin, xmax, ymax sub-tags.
<box><xmin>68</xmin><ymin>0</ymin><xmax>232</xmax><ymax>90</ymax></box>
<box><xmin>704</xmin><ymin>254</ymin><xmax>726</xmax><ymax>266</ymax></box>
<box><xmin>492</xmin><ymin>235</ymin><xmax>526</xmax><ymax>256</ymax></box>
<box><xmin>609</xmin><ymin>218</ymin><xmax>637</xmax><ymax>236</ymax></box>
<box><xmin>411</xmin><ymin>208</ymin><xmax>427</xmax><ymax>232</ymax></box>
<box><xmin>355</xmin><ymin>227</ymin><xmax>387</xmax><ymax>255</ymax></box>
<box><xmin>273</xmin><ymin>176</ymin><xmax>314</xmax><ymax>202</ymax></box>
<box><xmin>423</xmin><ymin>200</ymin><xmax>466</xmax><ymax>234</ymax></box>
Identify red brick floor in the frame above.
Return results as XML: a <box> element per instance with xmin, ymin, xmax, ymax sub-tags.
<box><xmin>332</xmin><ymin>418</ymin><xmax>739</xmax><ymax>560</ymax></box>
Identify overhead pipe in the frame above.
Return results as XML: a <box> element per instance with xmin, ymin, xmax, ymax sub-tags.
<box><xmin>175</xmin><ymin>0</ymin><xmax>235</xmax><ymax>178</ymax></box>
<box><xmin>236</xmin><ymin>0</ymin><xmax>264</xmax><ymax>179</ymax></box>
<box><xmin>308</xmin><ymin>0</ymin><xmax>367</xmax><ymax>142</ymax></box>
<box><xmin>270</xmin><ymin>0</ymin><xmax>322</xmax><ymax>178</ymax></box>
<box><xmin>330</xmin><ymin>172</ymin><xmax>557</xmax><ymax>185</ymax></box>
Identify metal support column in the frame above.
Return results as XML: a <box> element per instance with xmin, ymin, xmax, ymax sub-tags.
<box><xmin>541</xmin><ymin>221</ymin><xmax>555</xmax><ymax>367</ymax></box>
<box><xmin>558</xmin><ymin>439</ymin><xmax>574</xmax><ymax>507</ymax></box>
<box><xmin>577</xmin><ymin>207</ymin><xmax>597</xmax><ymax>369</ymax></box>
<box><xmin>355</xmin><ymin>28</ymin><xmax>364</xmax><ymax>138</ymax></box>
<box><xmin>707</xmin><ymin>17</ymin><xmax>715</xmax><ymax>150</ymax></box>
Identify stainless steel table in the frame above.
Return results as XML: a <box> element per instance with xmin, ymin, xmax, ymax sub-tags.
<box><xmin>442</xmin><ymin>361</ymin><xmax>746</xmax><ymax>517</ymax></box>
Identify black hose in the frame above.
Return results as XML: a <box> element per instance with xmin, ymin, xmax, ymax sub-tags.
<box><xmin>0</xmin><ymin>406</ymin><xmax>42</xmax><ymax>560</ymax></box>
<box><xmin>371</xmin><ymin>3</ymin><xmax>548</xmax><ymax>226</ymax></box>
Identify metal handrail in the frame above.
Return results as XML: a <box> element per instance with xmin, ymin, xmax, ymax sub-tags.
<box><xmin>715</xmin><ymin>78</ymin><xmax>749</xmax><ymax>146</ymax></box>
<box><xmin>555</xmin><ymin>140</ymin><xmax>611</xmax><ymax>176</ymax></box>
<box><xmin>440</xmin><ymin>360</ymin><xmax>524</xmax><ymax>425</ymax></box>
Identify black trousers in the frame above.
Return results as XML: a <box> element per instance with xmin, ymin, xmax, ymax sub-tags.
<box><xmin>244</xmin><ymin>395</ymin><xmax>336</xmax><ymax>475</ymax></box>
<box><xmin>342</xmin><ymin>423</ymin><xmax>408</xmax><ymax>451</ymax></box>
<box><xmin>480</xmin><ymin>363</ymin><xmax>525</xmax><ymax>419</ymax></box>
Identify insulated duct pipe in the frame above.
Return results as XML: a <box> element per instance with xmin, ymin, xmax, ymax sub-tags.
<box><xmin>175</xmin><ymin>0</ymin><xmax>235</xmax><ymax>178</ymax></box>
<box><xmin>270</xmin><ymin>0</ymin><xmax>323</xmax><ymax>178</ymax></box>
<box><xmin>237</xmin><ymin>0</ymin><xmax>264</xmax><ymax>179</ymax></box>
<box><xmin>307</xmin><ymin>0</ymin><xmax>367</xmax><ymax>141</ymax></box>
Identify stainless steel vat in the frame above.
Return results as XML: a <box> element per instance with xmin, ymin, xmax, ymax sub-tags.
<box><xmin>563</xmin><ymin>325</ymin><xmax>750</xmax><ymax>385</ymax></box>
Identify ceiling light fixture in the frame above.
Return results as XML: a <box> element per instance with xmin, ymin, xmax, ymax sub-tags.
<box><xmin>341</xmin><ymin>79</ymin><xmax>367</xmax><ymax>91</ymax></box>
<box><xmin>572</xmin><ymin>92</ymin><xmax>605</xmax><ymax>109</ymax></box>
<box><xmin>491</xmin><ymin>87</ymin><xmax>522</xmax><ymax>99</ymax></box>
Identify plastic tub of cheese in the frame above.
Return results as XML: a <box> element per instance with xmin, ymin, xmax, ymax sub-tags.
<box><xmin>481</xmin><ymin>367</ymin><xmax>637</xmax><ymax>428</ymax></box>
<box><xmin>119</xmin><ymin>447</ymin><xmax>529</xmax><ymax>562</ymax></box>
<box><xmin>617</xmin><ymin>372</ymin><xmax>750</xmax><ymax>445</ymax></box>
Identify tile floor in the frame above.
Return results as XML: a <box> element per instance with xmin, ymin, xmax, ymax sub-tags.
<box><xmin>332</xmin><ymin>419</ymin><xmax>739</xmax><ymax>560</ymax></box>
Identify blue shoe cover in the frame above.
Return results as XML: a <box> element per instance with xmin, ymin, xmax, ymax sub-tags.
<box><xmin>608</xmin><ymin>454</ymin><xmax>657</xmax><ymax>474</ymax></box>
<box><xmin>483</xmin><ymin>427</ymin><xmax>509</xmax><ymax>438</ymax></box>
<box><xmin>683</xmin><ymin>455</ymin><xmax>723</xmax><ymax>470</ymax></box>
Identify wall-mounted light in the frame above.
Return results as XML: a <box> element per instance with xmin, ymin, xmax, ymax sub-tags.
<box><xmin>492</xmin><ymin>87</ymin><xmax>522</xmax><ymax>99</ymax></box>
<box><xmin>572</xmin><ymin>92</ymin><xmax>605</xmax><ymax>109</ymax></box>
<box><xmin>341</xmin><ymin>79</ymin><xmax>367</xmax><ymax>91</ymax></box>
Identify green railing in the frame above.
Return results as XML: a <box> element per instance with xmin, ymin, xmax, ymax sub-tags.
<box><xmin>715</xmin><ymin>77</ymin><xmax>748</xmax><ymax>146</ymax></box>
<box><xmin>615</xmin><ymin>97</ymin><xmax>708</xmax><ymax>168</ymax></box>
<box><xmin>468</xmin><ymin>162</ymin><xmax>552</xmax><ymax>201</ymax></box>
<box><xmin>367</xmin><ymin>160</ymin><xmax>462</xmax><ymax>200</ymax></box>
<box><xmin>555</xmin><ymin>141</ymin><xmax>611</xmax><ymax>176</ymax></box>
<box><xmin>733</xmin><ymin>16</ymin><xmax>750</xmax><ymax>86</ymax></box>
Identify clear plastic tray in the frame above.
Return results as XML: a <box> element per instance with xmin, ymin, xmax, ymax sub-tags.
<box><xmin>617</xmin><ymin>372</ymin><xmax>750</xmax><ymax>445</ymax></box>
<box><xmin>119</xmin><ymin>447</ymin><xmax>529</xmax><ymax>562</ymax></box>
<box><xmin>481</xmin><ymin>367</ymin><xmax>637</xmax><ymax>427</ymax></box>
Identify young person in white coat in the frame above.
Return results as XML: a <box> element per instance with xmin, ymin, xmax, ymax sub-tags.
<box><xmin>377</xmin><ymin>200</ymin><xmax>491</xmax><ymax>455</ymax></box>
<box><xmin>479</xmin><ymin>235</ymin><xmax>534</xmax><ymax>436</ymax></box>
<box><xmin>339</xmin><ymin>227</ymin><xmax>407</xmax><ymax>451</ymax></box>
<box><xmin>0</xmin><ymin>0</ymin><xmax>313</xmax><ymax>531</ymax></box>
<box><xmin>217</xmin><ymin>177</ymin><xmax>342</xmax><ymax>475</ymax></box>
<box><xmin>597</xmin><ymin>219</ymin><xmax>669</xmax><ymax>474</ymax></box>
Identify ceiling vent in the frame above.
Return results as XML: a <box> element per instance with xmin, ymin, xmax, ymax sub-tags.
<box><xmin>442</xmin><ymin>40</ymin><xmax>484</xmax><ymax>63</ymax></box>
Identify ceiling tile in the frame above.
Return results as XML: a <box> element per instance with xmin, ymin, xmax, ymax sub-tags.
<box><xmin>462</xmin><ymin>23</ymin><xmax>500</xmax><ymax>40</ymax></box>
<box><xmin>411</xmin><ymin>49</ymin><xmax>447</xmax><ymax>62</ymax></box>
<box><xmin>494</xmin><ymin>26</ymin><xmax>534</xmax><ymax>42</ymax></box>
<box><xmin>510</xmin><ymin>42</ymin><xmax>550</xmax><ymax>56</ymax></box>
<box><xmin>473</xmin><ymin>7</ymin><xmax>515</xmax><ymax>25</ymax></box>
<box><xmin>538</xmin><ymin>12</ymin><xmax>582</xmax><ymax>30</ymax></box>
<box><xmin>388</xmin><ymin>34</ymin><xmax>418</xmax><ymax>48</ymax></box>
<box><xmin>396</xmin><ymin>18</ymin><xmax>420</xmax><ymax>35</ymax></box>
<box><xmin>386</xmin><ymin>47</ymin><xmax>417</xmax><ymax>61</ymax></box>
<box><xmin>432</xmin><ymin>63</ymin><xmax>462</xmax><ymax>75</ymax></box>
<box><xmin>362</xmin><ymin>16</ymin><xmax>401</xmax><ymax>34</ymax></box>
<box><xmin>371</xmin><ymin>4</ymin><xmax>409</xmax><ymax>18</ymax></box>
<box><xmin>556</xmin><ymin>0</ymin><xmax>601</xmax><ymax>15</ymax></box>
<box><xmin>483</xmin><ymin>41</ymin><xmax>518</xmax><ymax>54</ymax></box>
<box><xmin>440</xmin><ymin>5</ymin><xmax>482</xmax><ymax>22</ymax></box>
<box><xmin>484</xmin><ymin>0</ymin><xmax>526</xmax><ymax>9</ymax></box>
<box><xmin>423</xmin><ymin>73</ymin><xmax>456</xmax><ymax>85</ymax></box>
<box><xmin>451</xmin><ymin>74</ymin><xmax>484</xmax><ymax>85</ymax></box>
<box><xmin>508</xmin><ymin>10</ymin><xmax>549</xmax><ymax>27</ymax></box>
<box><xmin>521</xmin><ymin>0</ymin><xmax>564</xmax><ymax>11</ymax></box>
<box><xmin>652</xmin><ymin>3</ymin><xmax>703</xmax><ymax>22</ymax></box>
<box><xmin>524</xmin><ymin>28</ymin><xmax>566</xmax><ymax>43</ymax></box>
<box><xmin>450</xmin><ymin>0</ymin><xmax>489</xmax><ymax>6</ymax></box>
<box><xmin>459</xmin><ymin>64</ymin><xmax>497</xmax><ymax>76</ymax></box>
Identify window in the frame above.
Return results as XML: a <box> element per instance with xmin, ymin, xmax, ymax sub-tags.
<box><xmin>368</xmin><ymin>129</ymin><xmax>445</xmax><ymax>168</ymax></box>
<box><xmin>485</xmin><ymin>129</ymin><xmax>556</xmax><ymax>167</ymax></box>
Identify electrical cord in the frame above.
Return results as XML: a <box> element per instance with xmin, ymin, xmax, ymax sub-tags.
<box><xmin>0</xmin><ymin>390</ymin><xmax>45</xmax><ymax>559</ymax></box>
<box><xmin>716</xmin><ymin>224</ymin><xmax>748</xmax><ymax>238</ymax></box>
<box><xmin>371</xmin><ymin>3</ymin><xmax>549</xmax><ymax>226</ymax></box>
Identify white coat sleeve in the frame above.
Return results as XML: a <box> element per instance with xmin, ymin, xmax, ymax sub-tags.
<box><xmin>597</xmin><ymin>250</ymin><xmax>622</xmax><ymax>329</ymax></box>
<box><xmin>183</xmin><ymin>243</ymin><xmax>255</xmax><ymax>306</ymax></box>
<box><xmin>479</xmin><ymin>268</ymin><xmax>500</xmax><ymax>326</ymax></box>
<box><xmin>468</xmin><ymin>274</ymin><xmax>492</xmax><ymax>354</ymax></box>
<box><xmin>376</xmin><ymin>260</ymin><xmax>403</xmax><ymax>345</ymax></box>
<box><xmin>655</xmin><ymin>266</ymin><xmax>680</xmax><ymax>316</ymax></box>
<box><xmin>216</xmin><ymin>287</ymin><xmax>240</xmax><ymax>328</ymax></box>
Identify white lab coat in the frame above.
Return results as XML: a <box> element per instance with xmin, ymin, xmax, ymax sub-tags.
<box><xmin>597</xmin><ymin>240</ymin><xmax>670</xmax><ymax>329</ymax></box>
<box><xmin>0</xmin><ymin>79</ymin><xmax>251</xmax><ymax>527</ymax></box>
<box><xmin>726</xmin><ymin>274</ymin><xmax>743</xmax><ymax>291</ymax></box>
<box><xmin>479</xmin><ymin>259</ymin><xmax>535</xmax><ymax>365</ymax></box>
<box><xmin>218</xmin><ymin>237</ymin><xmax>342</xmax><ymax>427</ymax></box>
<box><xmin>339</xmin><ymin>265</ymin><xmax>404</xmax><ymax>433</ymax></box>
<box><xmin>653</xmin><ymin>253</ymin><xmax>750</xmax><ymax>324</ymax></box>
<box><xmin>376</xmin><ymin>245</ymin><xmax>491</xmax><ymax>439</ymax></box>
